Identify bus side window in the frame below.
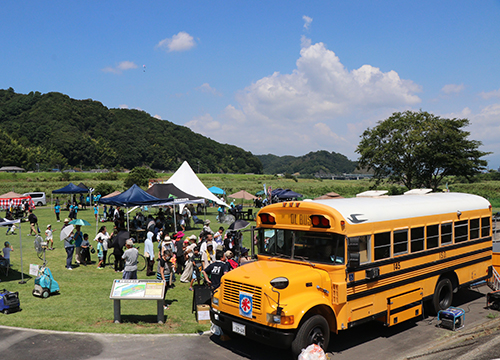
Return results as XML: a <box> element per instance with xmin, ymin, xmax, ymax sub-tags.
<box><xmin>393</xmin><ymin>229</ymin><xmax>408</xmax><ymax>255</ymax></box>
<box><xmin>441</xmin><ymin>223</ymin><xmax>453</xmax><ymax>245</ymax></box>
<box><xmin>470</xmin><ymin>218</ymin><xmax>480</xmax><ymax>240</ymax></box>
<box><xmin>426</xmin><ymin>224</ymin><xmax>439</xmax><ymax>249</ymax></box>
<box><xmin>411</xmin><ymin>227</ymin><xmax>424</xmax><ymax>252</ymax></box>
<box><xmin>374</xmin><ymin>232</ymin><xmax>391</xmax><ymax>260</ymax></box>
<box><xmin>454</xmin><ymin>220</ymin><xmax>468</xmax><ymax>243</ymax></box>
<box><xmin>359</xmin><ymin>235</ymin><xmax>371</xmax><ymax>263</ymax></box>
<box><xmin>481</xmin><ymin>216</ymin><xmax>490</xmax><ymax>237</ymax></box>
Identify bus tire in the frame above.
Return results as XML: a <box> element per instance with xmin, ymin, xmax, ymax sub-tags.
<box><xmin>291</xmin><ymin>315</ymin><xmax>330</xmax><ymax>358</ymax></box>
<box><xmin>432</xmin><ymin>278</ymin><xmax>453</xmax><ymax>314</ymax></box>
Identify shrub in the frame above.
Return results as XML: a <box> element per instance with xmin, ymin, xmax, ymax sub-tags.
<box><xmin>124</xmin><ymin>167</ymin><xmax>157</xmax><ymax>188</ymax></box>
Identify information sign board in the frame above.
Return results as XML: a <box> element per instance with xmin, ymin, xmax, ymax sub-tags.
<box><xmin>109</xmin><ymin>279</ymin><xmax>165</xmax><ymax>300</ymax></box>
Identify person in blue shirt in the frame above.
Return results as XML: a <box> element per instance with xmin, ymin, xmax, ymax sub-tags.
<box><xmin>54</xmin><ymin>202</ymin><xmax>61</xmax><ymax>222</ymax></box>
<box><xmin>93</xmin><ymin>203</ymin><xmax>99</xmax><ymax>221</ymax></box>
<box><xmin>73</xmin><ymin>201</ymin><xmax>78</xmax><ymax>219</ymax></box>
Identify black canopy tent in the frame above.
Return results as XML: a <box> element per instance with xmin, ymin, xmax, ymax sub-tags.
<box><xmin>146</xmin><ymin>183</ymin><xmax>205</xmax><ymax>232</ymax></box>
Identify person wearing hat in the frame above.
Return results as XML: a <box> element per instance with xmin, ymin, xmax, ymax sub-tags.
<box><xmin>225</xmin><ymin>250</ymin><xmax>239</xmax><ymax>270</ymax></box>
<box><xmin>160</xmin><ymin>236</ymin><xmax>174</xmax><ymax>257</ymax></box>
<box><xmin>122</xmin><ymin>239</ymin><xmax>139</xmax><ymax>279</ymax></box>
<box><xmin>180</xmin><ymin>234</ymin><xmax>198</xmax><ymax>283</ymax></box>
<box><xmin>203</xmin><ymin>219</ymin><xmax>214</xmax><ymax>235</ymax></box>
<box><xmin>239</xmin><ymin>247</ymin><xmax>251</xmax><ymax>265</ymax></box>
<box><xmin>45</xmin><ymin>224</ymin><xmax>55</xmax><ymax>250</ymax></box>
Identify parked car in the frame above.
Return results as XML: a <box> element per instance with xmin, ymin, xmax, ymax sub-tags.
<box><xmin>23</xmin><ymin>192</ymin><xmax>46</xmax><ymax>207</ymax></box>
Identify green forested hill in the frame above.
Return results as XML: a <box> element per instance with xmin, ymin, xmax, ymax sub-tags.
<box><xmin>257</xmin><ymin>150</ymin><xmax>357</xmax><ymax>175</ymax></box>
<box><xmin>0</xmin><ymin>88</ymin><xmax>262</xmax><ymax>173</ymax></box>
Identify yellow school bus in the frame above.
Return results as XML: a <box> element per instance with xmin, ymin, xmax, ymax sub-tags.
<box><xmin>210</xmin><ymin>190</ymin><xmax>492</xmax><ymax>356</ymax></box>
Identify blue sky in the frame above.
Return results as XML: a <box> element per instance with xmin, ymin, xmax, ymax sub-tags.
<box><xmin>2</xmin><ymin>1</ymin><xmax>500</xmax><ymax>169</ymax></box>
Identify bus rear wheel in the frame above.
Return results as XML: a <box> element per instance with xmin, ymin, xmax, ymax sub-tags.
<box><xmin>291</xmin><ymin>315</ymin><xmax>330</xmax><ymax>358</ymax></box>
<box><xmin>432</xmin><ymin>278</ymin><xmax>453</xmax><ymax>314</ymax></box>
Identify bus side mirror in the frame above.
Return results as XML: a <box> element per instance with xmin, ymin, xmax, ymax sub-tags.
<box><xmin>348</xmin><ymin>252</ymin><xmax>360</xmax><ymax>269</ymax></box>
<box><xmin>348</xmin><ymin>237</ymin><xmax>360</xmax><ymax>252</ymax></box>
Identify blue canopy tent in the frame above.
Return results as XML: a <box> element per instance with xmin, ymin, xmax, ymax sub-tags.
<box><xmin>99</xmin><ymin>184</ymin><xmax>174</xmax><ymax>231</ymax></box>
<box><xmin>208</xmin><ymin>186</ymin><xmax>225</xmax><ymax>195</ymax></box>
<box><xmin>52</xmin><ymin>182</ymin><xmax>89</xmax><ymax>194</ymax></box>
<box><xmin>51</xmin><ymin>182</ymin><xmax>90</xmax><ymax>211</ymax></box>
<box><xmin>99</xmin><ymin>184</ymin><xmax>172</xmax><ymax>207</ymax></box>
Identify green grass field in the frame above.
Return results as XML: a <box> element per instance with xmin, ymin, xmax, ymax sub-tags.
<box><xmin>0</xmin><ymin>205</ymin><xmax>243</xmax><ymax>334</ymax></box>
<box><xmin>0</xmin><ymin>172</ymin><xmax>499</xmax><ymax>334</ymax></box>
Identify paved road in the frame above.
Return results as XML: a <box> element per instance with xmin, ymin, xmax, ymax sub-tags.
<box><xmin>1</xmin><ymin>285</ymin><xmax>499</xmax><ymax>360</ymax></box>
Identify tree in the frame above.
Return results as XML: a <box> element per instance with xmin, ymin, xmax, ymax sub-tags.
<box><xmin>124</xmin><ymin>167</ymin><xmax>157</xmax><ymax>188</ymax></box>
<box><xmin>356</xmin><ymin>110</ymin><xmax>489</xmax><ymax>190</ymax></box>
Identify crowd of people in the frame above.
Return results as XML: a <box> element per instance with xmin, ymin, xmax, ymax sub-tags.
<box><xmin>141</xmin><ymin>217</ymin><xmax>252</xmax><ymax>309</ymax></box>
<box><xmin>1</xmin><ymin>203</ymin><xmax>254</xmax><ymax>311</ymax></box>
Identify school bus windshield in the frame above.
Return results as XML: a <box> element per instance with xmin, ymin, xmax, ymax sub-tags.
<box><xmin>257</xmin><ymin>228</ymin><xmax>345</xmax><ymax>264</ymax></box>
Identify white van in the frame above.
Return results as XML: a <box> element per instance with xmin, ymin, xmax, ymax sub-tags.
<box><xmin>23</xmin><ymin>192</ymin><xmax>46</xmax><ymax>207</ymax></box>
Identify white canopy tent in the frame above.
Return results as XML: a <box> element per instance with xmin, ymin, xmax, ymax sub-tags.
<box><xmin>166</xmin><ymin>161</ymin><xmax>228</xmax><ymax>207</ymax></box>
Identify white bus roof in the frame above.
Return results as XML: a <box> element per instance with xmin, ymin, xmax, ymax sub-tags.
<box><xmin>311</xmin><ymin>192</ymin><xmax>490</xmax><ymax>225</ymax></box>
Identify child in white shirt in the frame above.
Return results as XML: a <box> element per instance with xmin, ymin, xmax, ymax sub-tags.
<box><xmin>45</xmin><ymin>224</ymin><xmax>55</xmax><ymax>250</ymax></box>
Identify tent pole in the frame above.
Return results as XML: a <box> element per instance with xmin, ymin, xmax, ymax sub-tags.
<box><xmin>18</xmin><ymin>221</ymin><xmax>25</xmax><ymax>284</ymax></box>
<box><xmin>173</xmin><ymin>205</ymin><xmax>177</xmax><ymax>233</ymax></box>
<box><xmin>127</xmin><ymin>207</ymin><xmax>129</xmax><ymax>232</ymax></box>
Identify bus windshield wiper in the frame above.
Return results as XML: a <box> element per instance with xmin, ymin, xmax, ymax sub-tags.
<box><xmin>293</xmin><ymin>255</ymin><xmax>316</xmax><ymax>267</ymax></box>
<box><xmin>273</xmin><ymin>253</ymin><xmax>291</xmax><ymax>259</ymax></box>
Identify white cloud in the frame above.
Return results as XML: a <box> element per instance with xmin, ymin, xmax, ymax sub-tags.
<box><xmin>303</xmin><ymin>15</ymin><xmax>312</xmax><ymax>30</ymax></box>
<box><xmin>156</xmin><ymin>31</ymin><xmax>196</xmax><ymax>52</ymax></box>
<box><xmin>119</xmin><ymin>104</ymin><xmax>129</xmax><ymax>109</ymax></box>
<box><xmin>479</xmin><ymin>88</ymin><xmax>500</xmax><ymax>100</ymax></box>
<box><xmin>102</xmin><ymin>61</ymin><xmax>138</xmax><ymax>74</ymax></box>
<box><xmin>441</xmin><ymin>83</ymin><xmax>464</xmax><ymax>94</ymax></box>
<box><xmin>186</xmin><ymin>37</ymin><xmax>422</xmax><ymax>158</ymax></box>
<box><xmin>196</xmin><ymin>83</ymin><xmax>222</xmax><ymax>96</ymax></box>
<box><xmin>440</xmin><ymin>105</ymin><xmax>500</xmax><ymax>168</ymax></box>
<box><xmin>154</xmin><ymin>114</ymin><xmax>162</xmax><ymax>120</ymax></box>
<box><xmin>185</xmin><ymin>114</ymin><xmax>221</xmax><ymax>132</ymax></box>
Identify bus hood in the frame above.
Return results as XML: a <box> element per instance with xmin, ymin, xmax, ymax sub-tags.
<box><xmin>226</xmin><ymin>260</ymin><xmax>326</xmax><ymax>291</ymax></box>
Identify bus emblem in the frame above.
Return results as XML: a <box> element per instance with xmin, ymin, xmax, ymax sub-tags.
<box><xmin>239</xmin><ymin>292</ymin><xmax>253</xmax><ymax>318</ymax></box>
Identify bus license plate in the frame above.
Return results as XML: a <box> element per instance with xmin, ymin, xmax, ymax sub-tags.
<box><xmin>232</xmin><ymin>321</ymin><xmax>246</xmax><ymax>336</ymax></box>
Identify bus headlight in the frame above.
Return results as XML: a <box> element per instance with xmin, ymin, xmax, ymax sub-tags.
<box><xmin>270</xmin><ymin>277</ymin><xmax>289</xmax><ymax>290</ymax></box>
<box><xmin>267</xmin><ymin>313</ymin><xmax>294</xmax><ymax>325</ymax></box>
<box><xmin>212</xmin><ymin>297</ymin><xmax>219</xmax><ymax>306</ymax></box>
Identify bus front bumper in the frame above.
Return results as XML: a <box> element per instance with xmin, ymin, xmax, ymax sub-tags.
<box><xmin>210</xmin><ymin>308</ymin><xmax>295</xmax><ymax>349</ymax></box>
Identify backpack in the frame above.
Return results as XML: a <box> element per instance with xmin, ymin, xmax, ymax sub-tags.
<box><xmin>228</xmin><ymin>259</ymin><xmax>238</xmax><ymax>270</ymax></box>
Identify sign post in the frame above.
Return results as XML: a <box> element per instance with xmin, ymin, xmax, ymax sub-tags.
<box><xmin>109</xmin><ymin>279</ymin><xmax>166</xmax><ymax>324</ymax></box>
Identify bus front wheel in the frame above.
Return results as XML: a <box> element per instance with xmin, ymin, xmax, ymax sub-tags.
<box><xmin>291</xmin><ymin>315</ymin><xmax>330</xmax><ymax>358</ymax></box>
<box><xmin>432</xmin><ymin>278</ymin><xmax>453</xmax><ymax>314</ymax></box>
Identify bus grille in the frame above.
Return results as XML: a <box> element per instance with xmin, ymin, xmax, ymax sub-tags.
<box><xmin>331</xmin><ymin>284</ymin><xmax>339</xmax><ymax>304</ymax></box>
<box><xmin>223</xmin><ymin>279</ymin><xmax>262</xmax><ymax>312</ymax></box>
